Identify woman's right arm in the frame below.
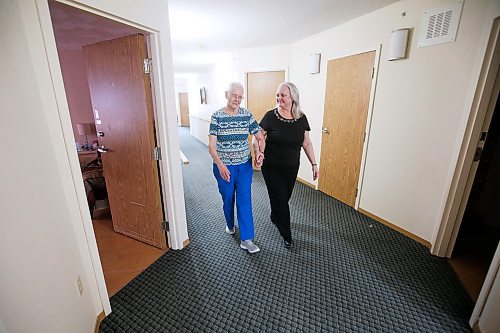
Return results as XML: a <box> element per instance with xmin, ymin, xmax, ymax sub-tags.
<box><xmin>208</xmin><ymin>135</ymin><xmax>231</xmax><ymax>181</ymax></box>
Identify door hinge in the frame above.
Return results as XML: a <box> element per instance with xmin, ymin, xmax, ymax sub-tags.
<box><xmin>143</xmin><ymin>58</ymin><xmax>152</xmax><ymax>74</ymax></box>
<box><xmin>162</xmin><ymin>221</ymin><xmax>169</xmax><ymax>232</ymax></box>
<box><xmin>363</xmin><ymin>132</ymin><xmax>366</xmax><ymax>142</ymax></box>
<box><xmin>480</xmin><ymin>131</ymin><xmax>488</xmax><ymax>141</ymax></box>
<box><xmin>355</xmin><ymin>188</ymin><xmax>359</xmax><ymax>197</ymax></box>
<box><xmin>153</xmin><ymin>147</ymin><xmax>161</xmax><ymax>160</ymax></box>
<box><xmin>473</xmin><ymin>147</ymin><xmax>483</xmax><ymax>162</ymax></box>
<box><xmin>371</xmin><ymin>67</ymin><xmax>374</xmax><ymax>78</ymax></box>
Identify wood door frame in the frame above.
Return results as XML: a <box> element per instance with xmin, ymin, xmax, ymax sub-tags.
<box><xmin>39</xmin><ymin>0</ymin><xmax>186</xmax><ymax>315</ymax></box>
<box><xmin>432</xmin><ymin>18</ymin><xmax>500</xmax><ymax>258</ymax></box>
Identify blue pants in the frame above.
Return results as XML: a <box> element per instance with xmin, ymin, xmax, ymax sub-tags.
<box><xmin>213</xmin><ymin>159</ymin><xmax>254</xmax><ymax>241</ymax></box>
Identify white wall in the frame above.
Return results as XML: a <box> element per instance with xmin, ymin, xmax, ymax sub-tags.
<box><xmin>57</xmin><ymin>48</ymin><xmax>97</xmax><ymax>147</ymax></box>
<box><xmin>179</xmin><ymin>0</ymin><xmax>499</xmax><ymax>244</ymax></box>
<box><xmin>0</xmin><ymin>0</ymin><xmax>184</xmax><ymax>332</ymax></box>
<box><xmin>292</xmin><ymin>0</ymin><xmax>500</xmax><ymax>242</ymax></box>
<box><xmin>0</xmin><ymin>1</ymin><xmax>99</xmax><ymax>332</ymax></box>
<box><xmin>184</xmin><ymin>69</ymin><xmax>219</xmax><ymax>144</ymax></box>
<box><xmin>0</xmin><ymin>318</ymin><xmax>7</xmax><ymax>333</ymax></box>
<box><xmin>174</xmin><ymin>77</ymin><xmax>188</xmax><ymax>126</ymax></box>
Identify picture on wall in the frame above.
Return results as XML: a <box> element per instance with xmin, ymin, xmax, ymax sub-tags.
<box><xmin>200</xmin><ymin>87</ymin><xmax>207</xmax><ymax>104</ymax></box>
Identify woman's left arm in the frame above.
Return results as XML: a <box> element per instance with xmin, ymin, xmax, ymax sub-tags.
<box><xmin>302</xmin><ymin>131</ymin><xmax>319</xmax><ymax>180</ymax></box>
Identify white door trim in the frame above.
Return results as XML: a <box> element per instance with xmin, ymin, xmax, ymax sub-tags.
<box><xmin>431</xmin><ymin>18</ymin><xmax>500</xmax><ymax>257</ymax></box>
<box><xmin>355</xmin><ymin>45</ymin><xmax>382</xmax><ymax>209</ymax></box>
<box><xmin>470</xmin><ymin>243</ymin><xmax>500</xmax><ymax>328</ymax></box>
<box><xmin>36</xmin><ymin>0</ymin><xmax>111</xmax><ymax>315</ymax></box>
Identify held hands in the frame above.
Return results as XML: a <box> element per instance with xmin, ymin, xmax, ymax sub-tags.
<box><xmin>218</xmin><ymin>164</ymin><xmax>231</xmax><ymax>182</ymax></box>
<box><xmin>254</xmin><ymin>151</ymin><xmax>264</xmax><ymax>168</ymax></box>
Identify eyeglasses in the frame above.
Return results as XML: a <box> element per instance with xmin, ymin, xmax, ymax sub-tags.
<box><xmin>230</xmin><ymin>94</ymin><xmax>244</xmax><ymax>101</ymax></box>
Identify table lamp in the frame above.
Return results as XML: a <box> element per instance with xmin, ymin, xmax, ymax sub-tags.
<box><xmin>76</xmin><ymin>123</ymin><xmax>94</xmax><ymax>150</ymax></box>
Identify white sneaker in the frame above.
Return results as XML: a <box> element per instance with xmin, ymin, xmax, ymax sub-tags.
<box><xmin>240</xmin><ymin>240</ymin><xmax>260</xmax><ymax>253</ymax></box>
<box><xmin>225</xmin><ymin>225</ymin><xmax>235</xmax><ymax>235</ymax></box>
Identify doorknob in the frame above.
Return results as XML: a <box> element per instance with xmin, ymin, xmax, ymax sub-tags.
<box><xmin>321</xmin><ymin>127</ymin><xmax>329</xmax><ymax>134</ymax></box>
<box><xmin>97</xmin><ymin>145</ymin><xmax>109</xmax><ymax>153</ymax></box>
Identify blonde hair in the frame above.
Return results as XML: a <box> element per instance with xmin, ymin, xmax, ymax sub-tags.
<box><xmin>278</xmin><ymin>82</ymin><xmax>304</xmax><ymax>119</ymax></box>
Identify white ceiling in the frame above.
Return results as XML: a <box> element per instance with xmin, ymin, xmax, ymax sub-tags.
<box><xmin>50</xmin><ymin>0</ymin><xmax>400</xmax><ymax>73</ymax></box>
<box><xmin>168</xmin><ymin>0</ymin><xmax>399</xmax><ymax>72</ymax></box>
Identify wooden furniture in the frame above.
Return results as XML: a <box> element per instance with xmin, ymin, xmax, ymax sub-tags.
<box><xmin>78</xmin><ymin>150</ymin><xmax>98</xmax><ymax>166</ymax></box>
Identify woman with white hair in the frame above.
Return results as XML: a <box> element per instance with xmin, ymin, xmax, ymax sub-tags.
<box><xmin>209</xmin><ymin>82</ymin><xmax>265</xmax><ymax>254</ymax></box>
<box><xmin>257</xmin><ymin>82</ymin><xmax>318</xmax><ymax>249</ymax></box>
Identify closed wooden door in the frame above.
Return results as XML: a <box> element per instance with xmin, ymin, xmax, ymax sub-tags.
<box><xmin>246</xmin><ymin>70</ymin><xmax>285</xmax><ymax>168</ymax></box>
<box><xmin>246</xmin><ymin>70</ymin><xmax>285</xmax><ymax>121</ymax></box>
<box><xmin>84</xmin><ymin>34</ymin><xmax>167</xmax><ymax>249</ymax></box>
<box><xmin>179</xmin><ymin>92</ymin><xmax>190</xmax><ymax>127</ymax></box>
<box><xmin>318</xmin><ymin>51</ymin><xmax>375</xmax><ymax>207</ymax></box>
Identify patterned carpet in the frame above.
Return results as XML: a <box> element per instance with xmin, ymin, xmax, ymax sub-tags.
<box><xmin>100</xmin><ymin>127</ymin><xmax>472</xmax><ymax>332</ymax></box>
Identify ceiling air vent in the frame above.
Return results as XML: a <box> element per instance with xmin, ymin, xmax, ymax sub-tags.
<box><xmin>418</xmin><ymin>0</ymin><xmax>463</xmax><ymax>48</ymax></box>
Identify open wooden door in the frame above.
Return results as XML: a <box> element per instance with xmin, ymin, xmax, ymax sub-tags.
<box><xmin>318</xmin><ymin>51</ymin><xmax>375</xmax><ymax>207</ymax></box>
<box><xmin>246</xmin><ymin>70</ymin><xmax>285</xmax><ymax>168</ymax></box>
<box><xmin>84</xmin><ymin>34</ymin><xmax>167</xmax><ymax>249</ymax></box>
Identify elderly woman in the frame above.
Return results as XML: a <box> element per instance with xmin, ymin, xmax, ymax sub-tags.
<box><xmin>256</xmin><ymin>82</ymin><xmax>318</xmax><ymax>249</ymax></box>
<box><xmin>209</xmin><ymin>82</ymin><xmax>265</xmax><ymax>254</ymax></box>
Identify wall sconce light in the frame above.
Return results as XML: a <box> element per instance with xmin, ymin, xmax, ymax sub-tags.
<box><xmin>388</xmin><ymin>28</ymin><xmax>410</xmax><ymax>61</ymax></box>
<box><xmin>309</xmin><ymin>53</ymin><xmax>321</xmax><ymax>74</ymax></box>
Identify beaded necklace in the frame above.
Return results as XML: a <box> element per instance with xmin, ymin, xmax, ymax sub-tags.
<box><xmin>274</xmin><ymin>108</ymin><xmax>297</xmax><ymax>123</ymax></box>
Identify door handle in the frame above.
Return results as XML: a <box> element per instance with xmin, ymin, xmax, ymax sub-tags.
<box><xmin>321</xmin><ymin>127</ymin><xmax>329</xmax><ymax>134</ymax></box>
<box><xmin>97</xmin><ymin>145</ymin><xmax>109</xmax><ymax>153</ymax></box>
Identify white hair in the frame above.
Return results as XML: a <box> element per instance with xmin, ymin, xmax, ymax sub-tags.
<box><xmin>226</xmin><ymin>82</ymin><xmax>244</xmax><ymax>94</ymax></box>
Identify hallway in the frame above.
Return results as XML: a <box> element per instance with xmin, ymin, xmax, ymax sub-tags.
<box><xmin>99</xmin><ymin>127</ymin><xmax>473</xmax><ymax>332</ymax></box>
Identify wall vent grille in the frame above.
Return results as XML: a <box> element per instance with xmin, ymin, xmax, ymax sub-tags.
<box><xmin>418</xmin><ymin>0</ymin><xmax>463</xmax><ymax>48</ymax></box>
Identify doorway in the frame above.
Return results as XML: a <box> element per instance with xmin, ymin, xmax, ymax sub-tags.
<box><xmin>48</xmin><ymin>1</ymin><xmax>166</xmax><ymax>297</ymax></box>
<box><xmin>449</xmin><ymin>90</ymin><xmax>500</xmax><ymax>301</ymax></box>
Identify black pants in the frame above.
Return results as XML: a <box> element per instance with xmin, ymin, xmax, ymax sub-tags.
<box><xmin>261</xmin><ymin>163</ymin><xmax>299</xmax><ymax>243</ymax></box>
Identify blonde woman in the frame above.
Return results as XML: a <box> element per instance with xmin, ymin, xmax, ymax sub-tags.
<box><xmin>257</xmin><ymin>82</ymin><xmax>318</xmax><ymax>248</ymax></box>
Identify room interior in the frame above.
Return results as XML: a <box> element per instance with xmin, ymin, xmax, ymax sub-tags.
<box><xmin>49</xmin><ymin>0</ymin><xmax>166</xmax><ymax>297</ymax></box>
